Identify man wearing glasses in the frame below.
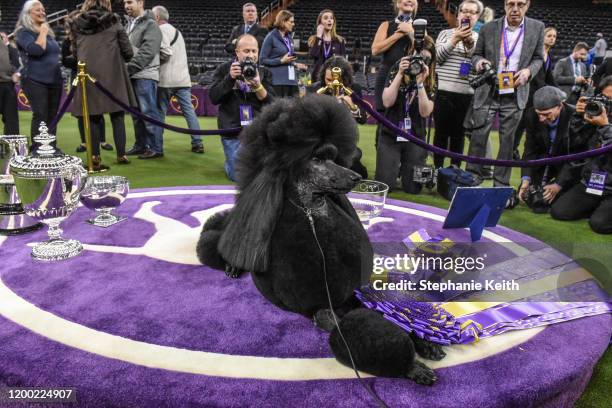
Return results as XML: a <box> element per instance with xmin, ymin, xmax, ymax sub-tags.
<box><xmin>433</xmin><ymin>0</ymin><xmax>483</xmax><ymax>170</ymax></box>
<box><xmin>465</xmin><ymin>0</ymin><xmax>545</xmax><ymax>197</ymax></box>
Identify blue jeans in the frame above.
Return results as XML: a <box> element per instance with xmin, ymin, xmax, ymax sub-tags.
<box><xmin>131</xmin><ymin>79</ymin><xmax>163</xmax><ymax>154</ymax></box>
<box><xmin>221</xmin><ymin>137</ymin><xmax>240</xmax><ymax>181</ymax></box>
<box><xmin>157</xmin><ymin>87</ymin><xmax>203</xmax><ymax>147</ymax></box>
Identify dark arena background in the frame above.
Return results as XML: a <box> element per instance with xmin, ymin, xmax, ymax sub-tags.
<box><xmin>0</xmin><ymin>1</ymin><xmax>611</xmax><ymax>407</ymax></box>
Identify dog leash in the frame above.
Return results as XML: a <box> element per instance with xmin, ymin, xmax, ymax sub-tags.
<box><xmin>288</xmin><ymin>198</ymin><xmax>390</xmax><ymax>408</ymax></box>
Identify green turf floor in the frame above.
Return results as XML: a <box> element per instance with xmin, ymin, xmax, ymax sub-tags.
<box><xmin>15</xmin><ymin>112</ymin><xmax>611</xmax><ymax>407</ymax></box>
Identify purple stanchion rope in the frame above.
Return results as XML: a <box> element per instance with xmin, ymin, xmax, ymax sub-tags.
<box><xmin>49</xmin><ymin>85</ymin><xmax>77</xmax><ymax>133</ymax></box>
<box><xmin>351</xmin><ymin>93</ymin><xmax>612</xmax><ymax>168</ymax></box>
<box><xmin>93</xmin><ymin>81</ymin><xmax>242</xmax><ymax>136</ymax></box>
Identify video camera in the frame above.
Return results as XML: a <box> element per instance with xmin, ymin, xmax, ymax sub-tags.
<box><xmin>405</xmin><ymin>19</ymin><xmax>429</xmax><ymax>81</ymax></box>
<box><xmin>413</xmin><ymin>165</ymin><xmax>437</xmax><ymax>189</ymax></box>
<box><xmin>240</xmin><ymin>57</ymin><xmax>258</xmax><ymax>80</ymax></box>
<box><xmin>469</xmin><ymin>61</ymin><xmax>496</xmax><ymax>88</ymax></box>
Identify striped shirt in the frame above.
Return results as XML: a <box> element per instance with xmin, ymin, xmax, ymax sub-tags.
<box><xmin>435</xmin><ymin>28</ymin><xmax>479</xmax><ymax>95</ymax></box>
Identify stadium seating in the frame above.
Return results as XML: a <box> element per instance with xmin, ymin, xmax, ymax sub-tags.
<box><xmin>1</xmin><ymin>0</ymin><xmax>610</xmax><ymax>88</ymax></box>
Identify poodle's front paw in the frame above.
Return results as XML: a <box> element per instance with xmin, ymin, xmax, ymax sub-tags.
<box><xmin>314</xmin><ymin>309</ymin><xmax>339</xmax><ymax>332</ymax></box>
<box><xmin>411</xmin><ymin>335</ymin><xmax>447</xmax><ymax>361</ymax></box>
<box><xmin>406</xmin><ymin>360</ymin><xmax>437</xmax><ymax>386</ymax></box>
<box><xmin>225</xmin><ymin>264</ymin><xmax>244</xmax><ymax>279</ymax></box>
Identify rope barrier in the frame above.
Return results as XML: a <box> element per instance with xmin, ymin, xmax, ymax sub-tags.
<box><xmin>92</xmin><ymin>80</ymin><xmax>243</xmax><ymax>136</ymax></box>
<box><xmin>351</xmin><ymin>92</ymin><xmax>612</xmax><ymax>168</ymax></box>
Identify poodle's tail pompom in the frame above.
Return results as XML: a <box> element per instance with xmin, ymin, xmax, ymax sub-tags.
<box><xmin>196</xmin><ymin>211</ymin><xmax>231</xmax><ymax>269</ymax></box>
<box><xmin>329</xmin><ymin>309</ymin><xmax>437</xmax><ymax>384</ymax></box>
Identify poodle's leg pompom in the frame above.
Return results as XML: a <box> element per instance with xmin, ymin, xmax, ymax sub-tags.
<box><xmin>329</xmin><ymin>309</ymin><xmax>437</xmax><ymax>385</ymax></box>
<box><xmin>196</xmin><ymin>212</ymin><xmax>231</xmax><ymax>269</ymax></box>
<box><xmin>410</xmin><ymin>333</ymin><xmax>447</xmax><ymax>361</ymax></box>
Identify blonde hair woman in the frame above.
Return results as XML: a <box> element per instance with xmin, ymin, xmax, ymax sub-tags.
<box><xmin>371</xmin><ymin>0</ymin><xmax>419</xmax><ymax>111</ymax></box>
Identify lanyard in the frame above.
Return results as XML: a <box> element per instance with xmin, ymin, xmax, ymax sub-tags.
<box><xmin>282</xmin><ymin>33</ymin><xmax>294</xmax><ymax>54</ymax></box>
<box><xmin>545</xmin><ymin>55</ymin><xmax>551</xmax><ymax>71</ymax></box>
<box><xmin>501</xmin><ymin>23</ymin><xmax>524</xmax><ymax>69</ymax></box>
<box><xmin>323</xmin><ymin>40</ymin><xmax>333</xmax><ymax>59</ymax></box>
<box><xmin>404</xmin><ymin>89</ymin><xmax>416</xmax><ymax>117</ymax></box>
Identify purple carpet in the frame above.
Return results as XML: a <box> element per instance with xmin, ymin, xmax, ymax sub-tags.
<box><xmin>0</xmin><ymin>186</ymin><xmax>609</xmax><ymax>408</ymax></box>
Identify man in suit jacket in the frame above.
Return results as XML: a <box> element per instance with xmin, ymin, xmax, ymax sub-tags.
<box><xmin>466</xmin><ymin>0</ymin><xmax>545</xmax><ymax>190</ymax></box>
<box><xmin>553</xmin><ymin>42</ymin><xmax>589</xmax><ymax>105</ymax></box>
<box><xmin>225</xmin><ymin>3</ymin><xmax>268</xmax><ymax>54</ymax></box>
<box><xmin>518</xmin><ymin>86</ymin><xmax>592</xmax><ymax>208</ymax></box>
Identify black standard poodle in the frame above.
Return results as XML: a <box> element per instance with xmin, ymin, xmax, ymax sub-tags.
<box><xmin>196</xmin><ymin>94</ymin><xmax>445</xmax><ymax>384</ymax></box>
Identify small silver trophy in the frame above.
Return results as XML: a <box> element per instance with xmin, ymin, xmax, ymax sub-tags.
<box><xmin>10</xmin><ymin>123</ymin><xmax>88</xmax><ymax>261</ymax></box>
<box><xmin>80</xmin><ymin>176</ymin><xmax>129</xmax><ymax>227</ymax></box>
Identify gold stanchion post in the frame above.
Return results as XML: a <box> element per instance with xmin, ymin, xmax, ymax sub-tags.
<box><xmin>77</xmin><ymin>61</ymin><xmax>107</xmax><ymax>173</ymax></box>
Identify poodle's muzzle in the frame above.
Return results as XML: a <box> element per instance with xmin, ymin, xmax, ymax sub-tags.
<box><xmin>307</xmin><ymin>158</ymin><xmax>363</xmax><ymax>194</ymax></box>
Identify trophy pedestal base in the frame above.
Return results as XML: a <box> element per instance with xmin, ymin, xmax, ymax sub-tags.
<box><xmin>87</xmin><ymin>214</ymin><xmax>126</xmax><ymax>228</ymax></box>
<box><xmin>31</xmin><ymin>239</ymin><xmax>83</xmax><ymax>262</ymax></box>
<box><xmin>0</xmin><ymin>207</ymin><xmax>44</xmax><ymax>236</ymax></box>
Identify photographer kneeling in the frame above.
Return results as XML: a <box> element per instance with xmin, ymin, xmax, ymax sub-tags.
<box><xmin>375</xmin><ymin>30</ymin><xmax>436</xmax><ymax>194</ymax></box>
<box><xmin>209</xmin><ymin>34</ymin><xmax>274</xmax><ymax>181</ymax></box>
<box><xmin>550</xmin><ymin>76</ymin><xmax>612</xmax><ymax>234</ymax></box>
<box><xmin>518</xmin><ymin>86</ymin><xmax>591</xmax><ymax>212</ymax></box>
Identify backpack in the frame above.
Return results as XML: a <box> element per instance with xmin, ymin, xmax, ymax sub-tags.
<box><xmin>437</xmin><ymin>167</ymin><xmax>479</xmax><ymax>201</ymax></box>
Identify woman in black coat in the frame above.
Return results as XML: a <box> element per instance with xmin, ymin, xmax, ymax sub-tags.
<box><xmin>69</xmin><ymin>0</ymin><xmax>137</xmax><ymax>168</ymax></box>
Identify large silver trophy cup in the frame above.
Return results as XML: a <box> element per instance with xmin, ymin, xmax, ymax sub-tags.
<box><xmin>0</xmin><ymin>135</ymin><xmax>43</xmax><ymax>235</ymax></box>
<box><xmin>10</xmin><ymin>124</ymin><xmax>88</xmax><ymax>261</ymax></box>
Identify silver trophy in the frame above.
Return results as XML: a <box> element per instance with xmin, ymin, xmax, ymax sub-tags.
<box><xmin>80</xmin><ymin>176</ymin><xmax>129</xmax><ymax>227</ymax></box>
<box><xmin>0</xmin><ymin>135</ymin><xmax>43</xmax><ymax>235</ymax></box>
<box><xmin>10</xmin><ymin>123</ymin><xmax>88</xmax><ymax>261</ymax></box>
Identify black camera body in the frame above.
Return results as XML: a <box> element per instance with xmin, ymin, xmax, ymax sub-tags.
<box><xmin>525</xmin><ymin>185</ymin><xmax>550</xmax><ymax>213</ymax></box>
<box><xmin>584</xmin><ymin>95</ymin><xmax>612</xmax><ymax>117</ymax></box>
<box><xmin>405</xmin><ymin>19</ymin><xmax>428</xmax><ymax>80</ymax></box>
<box><xmin>469</xmin><ymin>62</ymin><xmax>496</xmax><ymax>88</ymax></box>
<box><xmin>413</xmin><ymin>165</ymin><xmax>437</xmax><ymax>189</ymax></box>
<box><xmin>240</xmin><ymin>57</ymin><xmax>258</xmax><ymax>80</ymax></box>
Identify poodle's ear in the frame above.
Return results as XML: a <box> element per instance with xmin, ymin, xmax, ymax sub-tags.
<box><xmin>218</xmin><ymin>169</ymin><xmax>285</xmax><ymax>272</ymax></box>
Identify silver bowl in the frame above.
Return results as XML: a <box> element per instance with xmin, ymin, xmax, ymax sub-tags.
<box><xmin>80</xmin><ymin>176</ymin><xmax>129</xmax><ymax>227</ymax></box>
<box><xmin>9</xmin><ymin>124</ymin><xmax>88</xmax><ymax>261</ymax></box>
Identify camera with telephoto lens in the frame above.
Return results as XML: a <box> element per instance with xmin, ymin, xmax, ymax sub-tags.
<box><xmin>405</xmin><ymin>19</ymin><xmax>428</xmax><ymax>80</ymax></box>
<box><xmin>524</xmin><ymin>185</ymin><xmax>550</xmax><ymax>213</ymax></box>
<box><xmin>469</xmin><ymin>61</ymin><xmax>496</xmax><ymax>88</ymax></box>
<box><xmin>240</xmin><ymin>57</ymin><xmax>258</xmax><ymax>80</ymax></box>
<box><xmin>413</xmin><ymin>165</ymin><xmax>437</xmax><ymax>189</ymax></box>
<box><xmin>584</xmin><ymin>95</ymin><xmax>612</xmax><ymax>117</ymax></box>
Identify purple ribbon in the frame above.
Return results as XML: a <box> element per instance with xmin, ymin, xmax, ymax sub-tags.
<box><xmin>351</xmin><ymin>92</ymin><xmax>612</xmax><ymax>167</ymax></box>
<box><xmin>323</xmin><ymin>40</ymin><xmax>332</xmax><ymax>59</ymax></box>
<box><xmin>282</xmin><ymin>33</ymin><xmax>294</xmax><ymax>55</ymax></box>
<box><xmin>501</xmin><ymin>22</ymin><xmax>524</xmax><ymax>69</ymax></box>
<box><xmin>49</xmin><ymin>85</ymin><xmax>77</xmax><ymax>133</ymax></box>
<box><xmin>93</xmin><ymin>81</ymin><xmax>243</xmax><ymax>136</ymax></box>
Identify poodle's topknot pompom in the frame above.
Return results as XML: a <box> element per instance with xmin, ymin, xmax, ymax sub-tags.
<box><xmin>234</xmin><ymin>94</ymin><xmax>359</xmax><ymax>190</ymax></box>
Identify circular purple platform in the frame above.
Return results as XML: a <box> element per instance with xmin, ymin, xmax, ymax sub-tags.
<box><xmin>0</xmin><ymin>186</ymin><xmax>609</xmax><ymax>408</ymax></box>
